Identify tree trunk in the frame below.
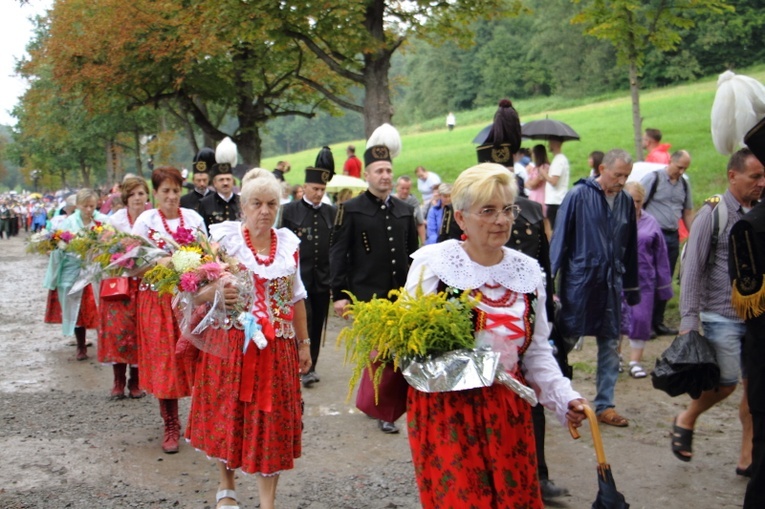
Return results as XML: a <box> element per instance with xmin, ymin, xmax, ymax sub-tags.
<box><xmin>629</xmin><ymin>61</ymin><xmax>643</xmax><ymax>161</ymax></box>
<box><xmin>362</xmin><ymin>0</ymin><xmax>394</xmax><ymax>137</ymax></box>
<box><xmin>133</xmin><ymin>129</ymin><xmax>144</xmax><ymax>177</ymax></box>
<box><xmin>79</xmin><ymin>156</ymin><xmax>91</xmax><ymax>188</ymax></box>
<box><xmin>236</xmin><ymin>127</ymin><xmax>262</xmax><ymax>167</ymax></box>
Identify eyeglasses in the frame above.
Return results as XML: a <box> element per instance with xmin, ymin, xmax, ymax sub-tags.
<box><xmin>470</xmin><ymin>204</ymin><xmax>521</xmax><ymax>221</ymax></box>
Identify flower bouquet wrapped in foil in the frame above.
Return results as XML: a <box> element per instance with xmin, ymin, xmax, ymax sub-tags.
<box><xmin>400</xmin><ymin>347</ymin><xmax>538</xmax><ymax>406</ymax></box>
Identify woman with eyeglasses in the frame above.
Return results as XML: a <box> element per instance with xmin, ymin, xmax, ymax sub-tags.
<box><xmin>404</xmin><ymin>163</ymin><xmax>586</xmax><ymax>508</ymax></box>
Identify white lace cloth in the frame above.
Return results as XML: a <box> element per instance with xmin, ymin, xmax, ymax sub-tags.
<box><xmin>406</xmin><ymin>240</ymin><xmax>581</xmax><ymax>426</ymax></box>
<box><xmin>210</xmin><ymin>221</ymin><xmax>307</xmax><ymax>303</ymax></box>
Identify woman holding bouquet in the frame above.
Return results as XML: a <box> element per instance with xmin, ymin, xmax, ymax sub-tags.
<box><xmin>132</xmin><ymin>167</ymin><xmax>206</xmax><ymax>453</ymax></box>
<box><xmin>185</xmin><ymin>168</ymin><xmax>311</xmax><ymax>509</ymax></box>
<box><xmin>44</xmin><ymin>188</ymin><xmax>106</xmax><ymax>360</ymax></box>
<box><xmin>99</xmin><ymin>177</ymin><xmax>150</xmax><ymax>399</ymax></box>
<box><xmin>404</xmin><ymin>164</ymin><xmax>587</xmax><ymax>508</ymax></box>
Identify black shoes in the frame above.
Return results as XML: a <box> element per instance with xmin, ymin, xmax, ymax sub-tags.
<box><xmin>378</xmin><ymin>420</ymin><xmax>399</xmax><ymax>434</ymax></box>
<box><xmin>540</xmin><ymin>479</ymin><xmax>570</xmax><ymax>501</ymax></box>
<box><xmin>654</xmin><ymin>324</ymin><xmax>679</xmax><ymax>336</ymax></box>
<box><xmin>301</xmin><ymin>371</ymin><xmax>320</xmax><ymax>388</ymax></box>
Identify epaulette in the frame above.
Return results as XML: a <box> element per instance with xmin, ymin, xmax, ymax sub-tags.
<box><xmin>704</xmin><ymin>195</ymin><xmax>722</xmax><ymax>208</ymax></box>
<box><xmin>731</xmin><ymin>222</ymin><xmax>765</xmax><ymax>319</ymax></box>
<box><xmin>334</xmin><ymin>203</ymin><xmax>345</xmax><ymax>227</ymax></box>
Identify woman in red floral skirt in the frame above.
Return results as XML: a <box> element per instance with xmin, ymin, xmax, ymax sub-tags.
<box><xmin>44</xmin><ymin>188</ymin><xmax>106</xmax><ymax>360</ymax></box>
<box><xmin>132</xmin><ymin>167</ymin><xmax>206</xmax><ymax>453</ymax></box>
<box><xmin>185</xmin><ymin>168</ymin><xmax>311</xmax><ymax>509</ymax></box>
<box><xmin>99</xmin><ymin>177</ymin><xmax>150</xmax><ymax>399</ymax></box>
<box><xmin>404</xmin><ymin>164</ymin><xmax>587</xmax><ymax>508</ymax></box>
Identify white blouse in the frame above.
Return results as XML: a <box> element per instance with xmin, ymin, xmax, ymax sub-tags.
<box><xmin>131</xmin><ymin>208</ymin><xmax>206</xmax><ymax>243</ymax></box>
<box><xmin>210</xmin><ymin>221</ymin><xmax>307</xmax><ymax>304</ymax></box>
<box><xmin>406</xmin><ymin>240</ymin><xmax>581</xmax><ymax>426</ymax></box>
<box><xmin>108</xmin><ymin>209</ymin><xmax>139</xmax><ymax>234</ymax></box>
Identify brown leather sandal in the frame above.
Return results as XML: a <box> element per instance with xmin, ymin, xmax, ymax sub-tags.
<box><xmin>597</xmin><ymin>408</ymin><xmax>629</xmax><ymax>427</ymax></box>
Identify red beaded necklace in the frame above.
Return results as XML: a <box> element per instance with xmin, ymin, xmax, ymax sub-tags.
<box><xmin>472</xmin><ymin>287</ymin><xmax>519</xmax><ymax>308</ymax></box>
<box><xmin>158</xmin><ymin>209</ymin><xmax>184</xmax><ymax>234</ymax></box>
<box><xmin>244</xmin><ymin>227</ymin><xmax>277</xmax><ymax>266</ymax></box>
<box><xmin>127</xmin><ymin>211</ymin><xmax>137</xmax><ymax>229</ymax></box>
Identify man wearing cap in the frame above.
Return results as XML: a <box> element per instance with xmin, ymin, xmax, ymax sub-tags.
<box><xmin>199</xmin><ymin>140</ymin><xmax>241</xmax><ymax>228</ymax></box>
<box><xmin>280</xmin><ymin>147</ymin><xmax>337</xmax><ymax>388</ymax></box>
<box><xmin>330</xmin><ymin>123</ymin><xmax>418</xmax><ymax>434</ymax></box>
<box><xmin>181</xmin><ymin>148</ymin><xmax>214</xmax><ymax>213</ymax></box>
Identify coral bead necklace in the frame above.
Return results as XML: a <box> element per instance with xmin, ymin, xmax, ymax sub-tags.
<box><xmin>158</xmin><ymin>209</ymin><xmax>185</xmax><ymax>234</ymax></box>
<box><xmin>244</xmin><ymin>227</ymin><xmax>277</xmax><ymax>266</ymax></box>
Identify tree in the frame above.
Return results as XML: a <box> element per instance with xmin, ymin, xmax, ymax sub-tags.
<box><xmin>41</xmin><ymin>0</ymin><xmax>340</xmax><ymax>166</ymax></box>
<box><xmin>281</xmin><ymin>0</ymin><xmax>525</xmax><ymax>136</ymax></box>
<box><xmin>572</xmin><ymin>0</ymin><xmax>732</xmax><ymax>159</ymax></box>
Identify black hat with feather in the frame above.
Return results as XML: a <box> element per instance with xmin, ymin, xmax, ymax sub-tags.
<box><xmin>476</xmin><ymin>99</ymin><xmax>522</xmax><ymax>165</ymax></box>
<box><xmin>305</xmin><ymin>146</ymin><xmax>335</xmax><ymax>185</ymax></box>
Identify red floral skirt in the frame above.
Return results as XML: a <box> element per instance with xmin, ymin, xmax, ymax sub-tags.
<box><xmin>136</xmin><ymin>288</ymin><xmax>191</xmax><ymax>399</ymax></box>
<box><xmin>185</xmin><ymin>327</ymin><xmax>303</xmax><ymax>475</ymax></box>
<box><xmin>97</xmin><ymin>278</ymin><xmax>140</xmax><ymax>364</ymax></box>
<box><xmin>407</xmin><ymin>384</ymin><xmax>542</xmax><ymax>509</ymax></box>
<box><xmin>43</xmin><ymin>285</ymin><xmax>99</xmax><ymax>330</ymax></box>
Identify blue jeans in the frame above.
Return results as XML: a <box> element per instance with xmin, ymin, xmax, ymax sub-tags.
<box><xmin>701</xmin><ymin>318</ymin><xmax>745</xmax><ymax>386</ymax></box>
<box><xmin>594</xmin><ymin>335</ymin><xmax>620</xmax><ymax>414</ymax></box>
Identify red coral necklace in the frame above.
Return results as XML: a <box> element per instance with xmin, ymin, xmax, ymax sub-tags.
<box><xmin>158</xmin><ymin>209</ymin><xmax>184</xmax><ymax>234</ymax></box>
<box><xmin>472</xmin><ymin>287</ymin><xmax>518</xmax><ymax>307</ymax></box>
<box><xmin>244</xmin><ymin>227</ymin><xmax>277</xmax><ymax>266</ymax></box>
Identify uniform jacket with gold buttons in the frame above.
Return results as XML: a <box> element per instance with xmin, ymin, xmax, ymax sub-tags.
<box><xmin>280</xmin><ymin>198</ymin><xmax>337</xmax><ymax>293</ymax></box>
<box><xmin>330</xmin><ymin>191</ymin><xmax>418</xmax><ymax>302</ymax></box>
<box><xmin>199</xmin><ymin>192</ymin><xmax>242</xmax><ymax>229</ymax></box>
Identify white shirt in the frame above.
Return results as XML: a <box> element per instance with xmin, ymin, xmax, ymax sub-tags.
<box><xmin>545</xmin><ymin>153</ymin><xmax>570</xmax><ymax>205</ymax></box>
<box><xmin>131</xmin><ymin>208</ymin><xmax>206</xmax><ymax>243</ymax></box>
<box><xmin>417</xmin><ymin>172</ymin><xmax>442</xmax><ymax>203</ymax></box>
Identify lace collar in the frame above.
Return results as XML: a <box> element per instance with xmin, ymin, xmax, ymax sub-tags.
<box><xmin>413</xmin><ymin>240</ymin><xmax>542</xmax><ymax>293</ymax></box>
<box><xmin>210</xmin><ymin>221</ymin><xmax>300</xmax><ymax>279</ymax></box>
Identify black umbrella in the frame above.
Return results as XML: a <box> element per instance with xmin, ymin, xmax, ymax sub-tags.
<box><xmin>522</xmin><ymin>118</ymin><xmax>580</xmax><ymax>141</ymax></box>
<box><xmin>472</xmin><ymin>123</ymin><xmax>493</xmax><ymax>144</ymax></box>
<box><xmin>651</xmin><ymin>331</ymin><xmax>720</xmax><ymax>399</ymax></box>
<box><xmin>569</xmin><ymin>405</ymin><xmax>630</xmax><ymax>509</ymax></box>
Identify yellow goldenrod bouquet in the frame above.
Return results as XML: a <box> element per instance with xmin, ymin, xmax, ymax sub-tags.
<box><xmin>337</xmin><ymin>284</ymin><xmax>477</xmax><ymax>399</ymax></box>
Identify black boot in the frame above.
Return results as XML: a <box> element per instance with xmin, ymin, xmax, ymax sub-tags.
<box><xmin>127</xmin><ymin>366</ymin><xmax>146</xmax><ymax>399</ymax></box>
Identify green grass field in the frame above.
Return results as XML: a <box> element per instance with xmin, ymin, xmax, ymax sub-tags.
<box><xmin>265</xmin><ymin>65</ymin><xmax>765</xmax><ymax>204</ymax></box>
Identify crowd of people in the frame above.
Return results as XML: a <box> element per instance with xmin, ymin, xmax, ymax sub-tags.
<box><xmin>10</xmin><ymin>72</ymin><xmax>765</xmax><ymax>507</ymax></box>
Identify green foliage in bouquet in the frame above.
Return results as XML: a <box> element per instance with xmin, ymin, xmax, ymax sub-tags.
<box><xmin>337</xmin><ymin>282</ymin><xmax>477</xmax><ymax>400</ymax></box>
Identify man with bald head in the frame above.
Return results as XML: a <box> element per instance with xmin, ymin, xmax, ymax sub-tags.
<box><xmin>641</xmin><ymin>149</ymin><xmax>695</xmax><ymax>336</ymax></box>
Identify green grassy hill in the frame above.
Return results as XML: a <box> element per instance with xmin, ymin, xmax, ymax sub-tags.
<box><xmin>266</xmin><ymin>65</ymin><xmax>765</xmax><ymax>203</ymax></box>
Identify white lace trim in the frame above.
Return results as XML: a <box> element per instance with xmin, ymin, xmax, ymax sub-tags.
<box><xmin>412</xmin><ymin>240</ymin><xmax>542</xmax><ymax>293</ymax></box>
<box><xmin>210</xmin><ymin>221</ymin><xmax>299</xmax><ymax>279</ymax></box>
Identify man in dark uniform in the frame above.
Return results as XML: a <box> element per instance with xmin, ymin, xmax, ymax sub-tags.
<box><xmin>462</xmin><ymin>99</ymin><xmax>569</xmax><ymax>501</ymax></box>
<box><xmin>730</xmin><ymin>120</ymin><xmax>765</xmax><ymax>509</ymax></box>
<box><xmin>280</xmin><ymin>147</ymin><xmax>337</xmax><ymax>388</ymax></box>
<box><xmin>180</xmin><ymin>147</ymin><xmax>214</xmax><ymax>213</ymax></box>
<box><xmin>199</xmin><ymin>138</ymin><xmax>242</xmax><ymax>228</ymax></box>
<box><xmin>330</xmin><ymin>123</ymin><xmax>418</xmax><ymax>434</ymax></box>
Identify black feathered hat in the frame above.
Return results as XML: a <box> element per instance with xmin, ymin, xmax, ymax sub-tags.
<box><xmin>745</xmin><ymin>117</ymin><xmax>765</xmax><ymax>166</ymax></box>
<box><xmin>305</xmin><ymin>146</ymin><xmax>335</xmax><ymax>185</ymax></box>
<box><xmin>476</xmin><ymin>99</ymin><xmax>522</xmax><ymax>165</ymax></box>
<box><xmin>364</xmin><ymin>123</ymin><xmax>402</xmax><ymax>167</ymax></box>
<box><xmin>192</xmin><ymin>147</ymin><xmax>215</xmax><ymax>175</ymax></box>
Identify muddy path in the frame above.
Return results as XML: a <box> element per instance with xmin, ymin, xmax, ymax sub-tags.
<box><xmin>0</xmin><ymin>234</ymin><xmax>749</xmax><ymax>508</ymax></box>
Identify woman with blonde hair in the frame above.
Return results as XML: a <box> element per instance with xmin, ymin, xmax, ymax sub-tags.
<box><xmin>405</xmin><ymin>163</ymin><xmax>586</xmax><ymax>508</ymax></box>
<box><xmin>44</xmin><ymin>188</ymin><xmax>107</xmax><ymax>360</ymax></box>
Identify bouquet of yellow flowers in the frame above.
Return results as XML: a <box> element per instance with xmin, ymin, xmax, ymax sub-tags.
<box><xmin>65</xmin><ymin>223</ymin><xmax>107</xmax><ymax>259</ymax></box>
<box><xmin>337</xmin><ymin>284</ymin><xmax>477</xmax><ymax>400</ymax></box>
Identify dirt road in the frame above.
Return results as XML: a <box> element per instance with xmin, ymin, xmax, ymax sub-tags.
<box><xmin>0</xmin><ymin>234</ymin><xmax>749</xmax><ymax>508</ymax></box>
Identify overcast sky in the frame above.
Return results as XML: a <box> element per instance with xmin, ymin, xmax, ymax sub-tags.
<box><xmin>1</xmin><ymin>0</ymin><xmax>53</xmax><ymax>126</ymax></box>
